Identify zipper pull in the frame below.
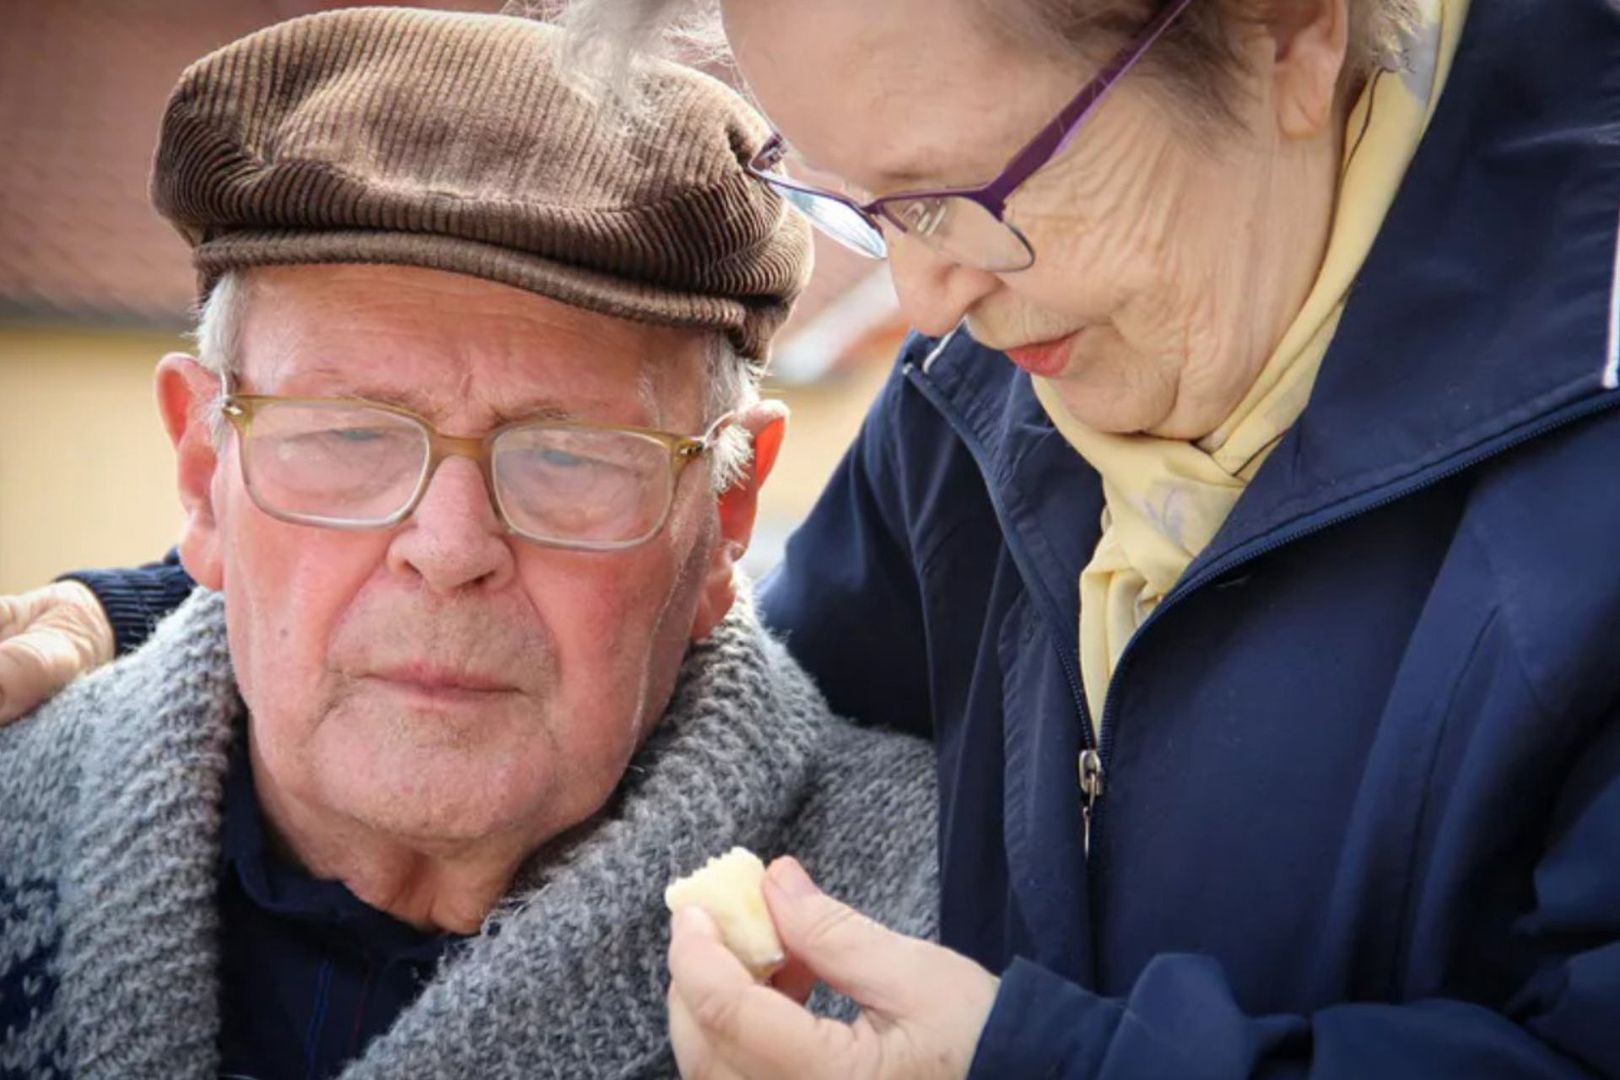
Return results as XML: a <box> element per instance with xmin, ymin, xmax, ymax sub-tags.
<box><xmin>1079</xmin><ymin>749</ymin><xmax>1106</xmax><ymax>858</ymax></box>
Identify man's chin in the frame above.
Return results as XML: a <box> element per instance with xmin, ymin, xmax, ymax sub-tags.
<box><xmin>344</xmin><ymin>678</ymin><xmax>529</xmax><ymax>748</ymax></box>
<box><xmin>313</xmin><ymin>747</ymin><xmax>556</xmax><ymax>850</ymax></box>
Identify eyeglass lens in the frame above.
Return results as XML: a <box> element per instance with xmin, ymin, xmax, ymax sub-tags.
<box><xmin>878</xmin><ymin>196</ymin><xmax>1035</xmax><ymax>271</ymax></box>
<box><xmin>238</xmin><ymin>401</ymin><xmax>680</xmax><ymax>547</ymax></box>
<box><xmin>491</xmin><ymin>425</ymin><xmax>671</xmax><ymax>545</ymax></box>
<box><xmin>772</xmin><ymin>184</ymin><xmax>889</xmax><ymax>258</ymax></box>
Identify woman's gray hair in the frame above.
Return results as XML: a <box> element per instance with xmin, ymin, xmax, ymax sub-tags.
<box><xmin>547</xmin><ymin>0</ymin><xmax>1420</xmax><ymax>122</ymax></box>
<box><xmin>192</xmin><ymin>269</ymin><xmax>757</xmax><ymax>492</ymax></box>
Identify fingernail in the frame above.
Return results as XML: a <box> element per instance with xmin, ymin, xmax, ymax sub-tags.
<box><xmin>673</xmin><ymin>905</ymin><xmax>716</xmax><ymax>936</ymax></box>
<box><xmin>767</xmin><ymin>857</ymin><xmax>820</xmax><ymax>899</ymax></box>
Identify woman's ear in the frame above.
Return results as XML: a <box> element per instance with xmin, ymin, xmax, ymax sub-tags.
<box><xmin>154</xmin><ymin>354</ymin><xmax>226</xmax><ymax>590</ymax></box>
<box><xmin>688</xmin><ymin>398</ymin><xmax>790</xmax><ymax>641</ymax></box>
<box><xmin>1271</xmin><ymin>0</ymin><xmax>1351</xmax><ymax>140</ymax></box>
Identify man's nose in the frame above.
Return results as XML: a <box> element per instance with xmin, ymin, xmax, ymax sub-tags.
<box><xmin>386</xmin><ymin>456</ymin><xmax>516</xmax><ymax>594</ymax></box>
<box><xmin>884</xmin><ymin>232</ymin><xmax>1001</xmax><ymax>338</ymax></box>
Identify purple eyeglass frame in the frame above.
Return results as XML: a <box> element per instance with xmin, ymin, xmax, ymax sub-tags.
<box><xmin>746</xmin><ymin>0</ymin><xmax>1196</xmax><ymax>265</ymax></box>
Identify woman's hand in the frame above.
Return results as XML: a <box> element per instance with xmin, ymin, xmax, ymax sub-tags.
<box><xmin>667</xmin><ymin>857</ymin><xmax>998</xmax><ymax>1080</ymax></box>
<box><xmin>0</xmin><ymin>581</ymin><xmax>115</xmax><ymax>724</ymax></box>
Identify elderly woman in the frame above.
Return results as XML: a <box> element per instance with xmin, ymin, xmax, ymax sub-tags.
<box><xmin>2</xmin><ymin>0</ymin><xmax>1617</xmax><ymax>1076</ymax></box>
<box><xmin>604</xmin><ymin>0</ymin><xmax>1619</xmax><ymax>1076</ymax></box>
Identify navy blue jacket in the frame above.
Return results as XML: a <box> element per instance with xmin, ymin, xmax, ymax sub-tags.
<box><xmin>65</xmin><ymin>0</ymin><xmax>1620</xmax><ymax>1074</ymax></box>
<box><xmin>759</xmin><ymin>1</ymin><xmax>1620</xmax><ymax>1074</ymax></box>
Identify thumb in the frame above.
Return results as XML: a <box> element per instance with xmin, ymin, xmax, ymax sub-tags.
<box><xmin>762</xmin><ymin>857</ymin><xmax>923</xmax><ymax>1015</ymax></box>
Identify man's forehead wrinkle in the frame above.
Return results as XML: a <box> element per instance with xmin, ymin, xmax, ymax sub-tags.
<box><xmin>251</xmin><ymin>352</ymin><xmax>583</xmax><ymax>427</ymax></box>
<box><xmin>637</xmin><ymin>366</ymin><xmax>664</xmax><ymax>429</ymax></box>
<box><xmin>237</xmin><ymin>266</ymin><xmax>711</xmax><ymax>429</ymax></box>
<box><xmin>641</xmin><ymin>349</ymin><xmax>712</xmax><ymax>432</ymax></box>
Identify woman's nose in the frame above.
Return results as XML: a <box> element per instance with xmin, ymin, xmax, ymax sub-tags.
<box><xmin>883</xmin><ymin>231</ymin><xmax>1001</xmax><ymax>337</ymax></box>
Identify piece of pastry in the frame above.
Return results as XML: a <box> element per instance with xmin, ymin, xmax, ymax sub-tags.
<box><xmin>665</xmin><ymin>847</ymin><xmax>786</xmax><ymax>979</ymax></box>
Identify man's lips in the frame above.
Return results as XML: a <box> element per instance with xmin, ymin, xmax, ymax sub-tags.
<box><xmin>365</xmin><ymin>664</ymin><xmax>518</xmax><ymax>703</ymax></box>
<box><xmin>1002</xmin><ymin>329</ymin><xmax>1085</xmax><ymax>377</ymax></box>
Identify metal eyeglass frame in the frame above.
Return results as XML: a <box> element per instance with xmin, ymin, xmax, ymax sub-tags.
<box><xmin>744</xmin><ymin>0</ymin><xmax>1196</xmax><ymax>270</ymax></box>
<box><xmin>219</xmin><ymin>379</ymin><xmax>735</xmax><ymax>552</ymax></box>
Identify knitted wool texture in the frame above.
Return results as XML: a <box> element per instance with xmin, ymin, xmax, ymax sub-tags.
<box><xmin>152</xmin><ymin>7</ymin><xmax>813</xmax><ymax>365</ymax></box>
<box><xmin>0</xmin><ymin>591</ymin><xmax>937</xmax><ymax>1079</ymax></box>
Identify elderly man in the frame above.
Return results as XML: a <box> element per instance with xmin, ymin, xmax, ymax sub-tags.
<box><xmin>0</xmin><ymin>10</ymin><xmax>937</xmax><ymax>1080</ymax></box>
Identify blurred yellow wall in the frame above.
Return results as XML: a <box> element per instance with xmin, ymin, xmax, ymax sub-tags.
<box><xmin>0</xmin><ymin>324</ymin><xmax>188</xmax><ymax>593</ymax></box>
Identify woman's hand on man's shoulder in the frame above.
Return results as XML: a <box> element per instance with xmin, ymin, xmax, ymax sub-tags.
<box><xmin>0</xmin><ymin>580</ymin><xmax>115</xmax><ymax>724</ymax></box>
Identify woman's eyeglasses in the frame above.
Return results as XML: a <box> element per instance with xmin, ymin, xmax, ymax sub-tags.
<box><xmin>745</xmin><ymin>0</ymin><xmax>1195</xmax><ymax>272</ymax></box>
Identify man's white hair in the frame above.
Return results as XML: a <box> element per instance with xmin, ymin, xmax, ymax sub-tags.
<box><xmin>192</xmin><ymin>269</ymin><xmax>757</xmax><ymax>492</ymax></box>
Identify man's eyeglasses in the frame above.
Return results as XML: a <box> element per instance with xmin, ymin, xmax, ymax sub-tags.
<box><xmin>220</xmin><ymin>386</ymin><xmax>732</xmax><ymax>552</ymax></box>
<box><xmin>744</xmin><ymin>0</ymin><xmax>1195</xmax><ymax>272</ymax></box>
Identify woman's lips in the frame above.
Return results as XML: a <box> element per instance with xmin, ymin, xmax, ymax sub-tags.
<box><xmin>1003</xmin><ymin>329</ymin><xmax>1084</xmax><ymax>377</ymax></box>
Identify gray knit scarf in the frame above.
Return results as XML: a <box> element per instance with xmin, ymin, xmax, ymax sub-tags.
<box><xmin>0</xmin><ymin>590</ymin><xmax>938</xmax><ymax>1080</ymax></box>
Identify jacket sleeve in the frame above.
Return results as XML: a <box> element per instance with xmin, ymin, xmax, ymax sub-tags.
<box><xmin>758</xmin><ymin>354</ymin><xmax>934</xmax><ymax>738</ymax></box>
<box><xmin>59</xmin><ymin>548</ymin><xmax>197</xmax><ymax>657</ymax></box>
<box><xmin>967</xmin><ymin>707</ymin><xmax>1620</xmax><ymax>1080</ymax></box>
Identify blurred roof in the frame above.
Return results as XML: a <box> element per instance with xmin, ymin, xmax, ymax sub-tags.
<box><xmin>0</xmin><ymin>0</ymin><xmax>901</xmax><ymax>374</ymax></box>
<box><xmin>0</xmin><ymin>1</ymin><xmax>499</xmax><ymax>328</ymax></box>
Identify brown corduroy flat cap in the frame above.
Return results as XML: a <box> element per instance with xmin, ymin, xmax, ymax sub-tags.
<box><xmin>151</xmin><ymin>7</ymin><xmax>811</xmax><ymax>364</ymax></box>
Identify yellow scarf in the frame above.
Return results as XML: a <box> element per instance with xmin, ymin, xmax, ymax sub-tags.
<box><xmin>1032</xmin><ymin>0</ymin><xmax>1469</xmax><ymax>733</ymax></box>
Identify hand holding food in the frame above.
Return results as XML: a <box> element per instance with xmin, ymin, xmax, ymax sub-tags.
<box><xmin>667</xmin><ymin>856</ymin><xmax>997</xmax><ymax>1080</ymax></box>
<box><xmin>665</xmin><ymin>847</ymin><xmax>786</xmax><ymax>980</ymax></box>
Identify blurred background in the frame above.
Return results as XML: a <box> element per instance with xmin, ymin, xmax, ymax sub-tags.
<box><xmin>0</xmin><ymin>0</ymin><xmax>907</xmax><ymax>593</ymax></box>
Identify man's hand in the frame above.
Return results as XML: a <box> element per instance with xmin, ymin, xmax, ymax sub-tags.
<box><xmin>0</xmin><ymin>581</ymin><xmax>115</xmax><ymax>724</ymax></box>
<box><xmin>667</xmin><ymin>856</ymin><xmax>998</xmax><ymax>1080</ymax></box>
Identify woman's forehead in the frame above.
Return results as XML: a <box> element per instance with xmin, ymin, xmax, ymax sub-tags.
<box><xmin>726</xmin><ymin>0</ymin><xmax>1081</xmax><ymax>190</ymax></box>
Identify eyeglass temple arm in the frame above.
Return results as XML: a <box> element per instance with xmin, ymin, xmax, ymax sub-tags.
<box><xmin>980</xmin><ymin>0</ymin><xmax>1197</xmax><ymax>212</ymax></box>
<box><xmin>694</xmin><ymin>410</ymin><xmax>738</xmax><ymax>453</ymax></box>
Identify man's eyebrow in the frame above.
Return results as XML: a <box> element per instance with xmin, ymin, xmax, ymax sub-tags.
<box><xmin>273</xmin><ymin>376</ymin><xmax>578</xmax><ymax>425</ymax></box>
<box><xmin>486</xmin><ymin>399</ymin><xmax>578</xmax><ymax>425</ymax></box>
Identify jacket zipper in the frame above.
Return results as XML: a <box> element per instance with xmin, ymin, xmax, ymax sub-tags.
<box><xmin>1078</xmin><ymin>748</ymin><xmax>1105</xmax><ymax>857</ymax></box>
<box><xmin>907</xmin><ymin>355</ymin><xmax>1620</xmax><ymax>869</ymax></box>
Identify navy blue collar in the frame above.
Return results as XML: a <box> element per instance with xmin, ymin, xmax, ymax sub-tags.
<box><xmin>220</xmin><ymin>741</ymin><xmax>460</xmax><ymax>966</ymax></box>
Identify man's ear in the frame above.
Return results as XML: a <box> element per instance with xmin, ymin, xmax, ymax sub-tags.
<box><xmin>155</xmin><ymin>354</ymin><xmax>225</xmax><ymax>590</ymax></box>
<box><xmin>1270</xmin><ymin>0</ymin><xmax>1350</xmax><ymax>141</ymax></box>
<box><xmin>688</xmin><ymin>399</ymin><xmax>789</xmax><ymax>641</ymax></box>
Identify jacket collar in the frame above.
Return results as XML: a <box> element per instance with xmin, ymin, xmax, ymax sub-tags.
<box><xmin>916</xmin><ymin>0</ymin><xmax>1620</xmax><ymax>605</ymax></box>
<box><xmin>1203</xmin><ymin>0</ymin><xmax>1620</xmax><ymax>574</ymax></box>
